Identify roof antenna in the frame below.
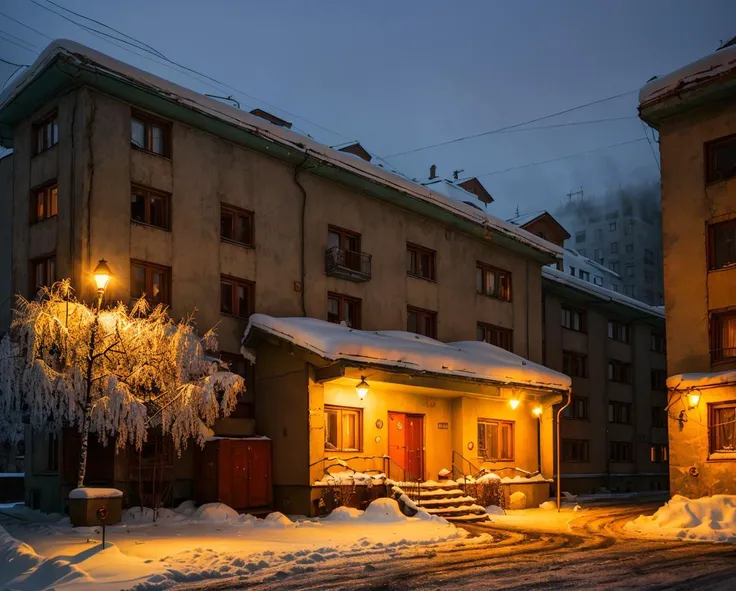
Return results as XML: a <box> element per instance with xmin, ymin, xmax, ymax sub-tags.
<box><xmin>429</xmin><ymin>164</ymin><xmax>437</xmax><ymax>180</ymax></box>
<box><xmin>515</xmin><ymin>205</ymin><xmax>519</xmax><ymax>216</ymax></box>
<box><xmin>452</xmin><ymin>169</ymin><xmax>464</xmax><ymax>180</ymax></box>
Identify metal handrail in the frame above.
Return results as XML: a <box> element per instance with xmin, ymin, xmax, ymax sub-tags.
<box><xmin>324</xmin><ymin>246</ymin><xmax>372</xmax><ymax>277</ymax></box>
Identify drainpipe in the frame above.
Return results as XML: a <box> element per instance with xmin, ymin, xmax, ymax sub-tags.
<box><xmin>536</xmin><ymin>415</ymin><xmax>542</xmax><ymax>474</ymax></box>
<box><xmin>293</xmin><ymin>154</ymin><xmax>311</xmax><ymax>317</ymax></box>
<box><xmin>556</xmin><ymin>386</ymin><xmax>572</xmax><ymax>512</ymax></box>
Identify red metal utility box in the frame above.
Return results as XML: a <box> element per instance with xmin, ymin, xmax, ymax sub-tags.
<box><xmin>195</xmin><ymin>438</ymin><xmax>272</xmax><ymax>510</ymax></box>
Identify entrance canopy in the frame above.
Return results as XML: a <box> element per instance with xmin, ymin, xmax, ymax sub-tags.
<box><xmin>242</xmin><ymin>314</ymin><xmax>571</xmax><ymax>394</ymax></box>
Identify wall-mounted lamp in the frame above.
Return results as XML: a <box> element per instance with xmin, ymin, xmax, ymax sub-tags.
<box><xmin>687</xmin><ymin>392</ymin><xmax>701</xmax><ymax>409</ymax></box>
<box><xmin>532</xmin><ymin>405</ymin><xmax>543</xmax><ymax>417</ymax></box>
<box><xmin>356</xmin><ymin>376</ymin><xmax>370</xmax><ymax>400</ymax></box>
<box><xmin>509</xmin><ymin>398</ymin><xmax>520</xmax><ymax>410</ymax></box>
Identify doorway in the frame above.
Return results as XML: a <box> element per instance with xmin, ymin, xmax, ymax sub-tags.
<box><xmin>387</xmin><ymin>412</ymin><xmax>424</xmax><ymax>481</ymax></box>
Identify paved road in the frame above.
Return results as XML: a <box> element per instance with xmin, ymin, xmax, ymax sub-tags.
<box><xmin>176</xmin><ymin>503</ymin><xmax>736</xmax><ymax>591</ymax></box>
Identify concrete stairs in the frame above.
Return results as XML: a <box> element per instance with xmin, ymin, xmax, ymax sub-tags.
<box><xmin>399</xmin><ymin>481</ymin><xmax>490</xmax><ymax>523</ymax></box>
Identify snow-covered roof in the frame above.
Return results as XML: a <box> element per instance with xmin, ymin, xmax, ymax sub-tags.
<box><xmin>421</xmin><ymin>179</ymin><xmax>485</xmax><ymax>210</ymax></box>
<box><xmin>542</xmin><ymin>266</ymin><xmax>664</xmax><ymax>318</ymax></box>
<box><xmin>243</xmin><ymin>314</ymin><xmax>571</xmax><ymax>392</ymax></box>
<box><xmin>0</xmin><ymin>40</ymin><xmax>561</xmax><ymax>261</ymax></box>
<box><xmin>666</xmin><ymin>369</ymin><xmax>736</xmax><ymax>391</ymax></box>
<box><xmin>563</xmin><ymin>248</ymin><xmax>620</xmax><ymax>279</ymax></box>
<box><xmin>507</xmin><ymin>211</ymin><xmax>545</xmax><ymax>227</ymax></box>
<box><xmin>640</xmin><ymin>44</ymin><xmax>736</xmax><ymax>106</ymax></box>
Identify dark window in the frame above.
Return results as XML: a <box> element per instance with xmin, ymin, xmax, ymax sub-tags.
<box><xmin>325</xmin><ymin>405</ymin><xmax>362</xmax><ymax>452</ymax></box>
<box><xmin>33</xmin><ymin>111</ymin><xmax>58</xmax><ymax>154</ymax></box>
<box><xmin>478</xmin><ymin>419</ymin><xmax>514</xmax><ymax>461</ymax></box>
<box><xmin>594</xmin><ymin>248</ymin><xmax>603</xmax><ymax>263</ymax></box>
<box><xmin>30</xmin><ymin>255</ymin><xmax>55</xmax><ymax>293</ymax></box>
<box><xmin>131</xmin><ymin>111</ymin><xmax>171</xmax><ymax>157</ymax></box>
<box><xmin>327</xmin><ymin>292</ymin><xmax>361</xmax><ymax>329</ymax></box>
<box><xmin>220</xmin><ymin>275</ymin><xmax>254</xmax><ymax>319</ymax></box>
<box><xmin>575</xmin><ymin>231</ymin><xmax>586</xmax><ymax>243</ymax></box>
<box><xmin>608</xmin><ymin>401</ymin><xmax>632</xmax><ymax>424</ymax></box>
<box><xmin>611</xmin><ymin>242</ymin><xmax>618</xmax><ymax>254</ymax></box>
<box><xmin>593</xmin><ymin>275</ymin><xmax>603</xmax><ymax>286</ymax></box>
<box><xmin>651</xmin><ymin>369</ymin><xmax>667</xmax><ymax>391</ymax></box>
<box><xmin>709</xmin><ymin>402</ymin><xmax>736</xmax><ymax>454</ymax></box>
<box><xmin>624</xmin><ymin>285</ymin><xmax>636</xmax><ymax>297</ymax></box>
<box><xmin>563</xmin><ymin>396</ymin><xmax>588</xmax><ymax>420</ymax></box>
<box><xmin>562</xmin><ymin>439</ymin><xmax>589</xmax><ymax>462</ymax></box>
<box><xmin>579</xmin><ymin>270</ymin><xmax>590</xmax><ymax>281</ymax></box>
<box><xmin>607</xmin><ymin>360</ymin><xmax>632</xmax><ymax>384</ymax></box>
<box><xmin>31</xmin><ymin>182</ymin><xmax>58</xmax><ymax>223</ymax></box>
<box><xmin>476</xmin><ymin>262</ymin><xmax>512</xmax><ymax>301</ymax></box>
<box><xmin>625</xmin><ymin>265</ymin><xmax>635</xmax><ymax>278</ymax></box>
<box><xmin>328</xmin><ymin>226</ymin><xmax>362</xmax><ymax>271</ymax></box>
<box><xmin>610</xmin><ymin>221</ymin><xmax>617</xmax><ymax>231</ymax></box>
<box><xmin>705</xmin><ymin>134</ymin><xmax>736</xmax><ymax>183</ymax></box>
<box><xmin>651</xmin><ymin>406</ymin><xmax>666</xmax><ymax>428</ymax></box>
<box><xmin>407</xmin><ymin>243</ymin><xmax>436</xmax><ymax>281</ymax></box>
<box><xmin>131</xmin><ymin>261</ymin><xmax>171</xmax><ymax>306</ymax></box>
<box><xmin>221</xmin><ymin>204</ymin><xmax>254</xmax><ymax>247</ymax></box>
<box><xmin>650</xmin><ymin>445</ymin><xmax>668</xmax><ymax>463</ymax></box>
<box><xmin>561</xmin><ymin>306</ymin><xmax>586</xmax><ymax>332</ymax></box>
<box><xmin>625</xmin><ymin>243</ymin><xmax>634</xmax><ymax>254</ymax></box>
<box><xmin>609</xmin><ymin>261</ymin><xmax>620</xmax><ymax>273</ymax></box>
<box><xmin>708</xmin><ymin>218</ymin><xmax>736</xmax><ymax>270</ymax></box>
<box><xmin>609</xmin><ymin>441</ymin><xmax>633</xmax><ymax>462</ymax></box>
<box><xmin>651</xmin><ymin>333</ymin><xmax>666</xmax><ymax>353</ymax></box>
<box><xmin>131</xmin><ymin>185</ymin><xmax>170</xmax><ymax>230</ymax></box>
<box><xmin>407</xmin><ymin>306</ymin><xmax>437</xmax><ymax>339</ymax></box>
<box><xmin>644</xmin><ymin>249</ymin><xmax>654</xmax><ymax>264</ymax></box>
<box><xmin>477</xmin><ymin>322</ymin><xmax>513</xmax><ymax>352</ymax></box>
<box><xmin>608</xmin><ymin>320</ymin><xmax>630</xmax><ymax>343</ymax></box>
<box><xmin>219</xmin><ymin>351</ymin><xmax>254</xmax><ymax>419</ymax></box>
<box><xmin>711</xmin><ymin>311</ymin><xmax>736</xmax><ymax>362</ymax></box>
<box><xmin>563</xmin><ymin>351</ymin><xmax>588</xmax><ymax>377</ymax></box>
<box><xmin>625</xmin><ymin>220</ymin><xmax>634</xmax><ymax>235</ymax></box>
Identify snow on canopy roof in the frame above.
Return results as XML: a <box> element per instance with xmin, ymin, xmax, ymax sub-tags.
<box><xmin>639</xmin><ymin>43</ymin><xmax>736</xmax><ymax>106</ymax></box>
<box><xmin>563</xmin><ymin>248</ymin><xmax>620</xmax><ymax>279</ymax></box>
<box><xmin>667</xmin><ymin>369</ymin><xmax>736</xmax><ymax>391</ymax></box>
<box><xmin>507</xmin><ymin>211</ymin><xmax>545</xmax><ymax>226</ymax></box>
<box><xmin>0</xmin><ymin>40</ymin><xmax>560</xmax><ymax>260</ymax></box>
<box><xmin>542</xmin><ymin>266</ymin><xmax>664</xmax><ymax>318</ymax></box>
<box><xmin>243</xmin><ymin>314</ymin><xmax>571</xmax><ymax>392</ymax></box>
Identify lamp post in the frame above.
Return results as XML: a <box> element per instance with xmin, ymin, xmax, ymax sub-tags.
<box><xmin>92</xmin><ymin>259</ymin><xmax>113</xmax><ymax>311</ymax></box>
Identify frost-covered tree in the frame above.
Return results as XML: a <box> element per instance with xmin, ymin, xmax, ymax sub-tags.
<box><xmin>0</xmin><ymin>281</ymin><xmax>245</xmax><ymax>487</ymax></box>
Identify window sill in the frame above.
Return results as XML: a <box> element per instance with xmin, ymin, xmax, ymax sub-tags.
<box><xmin>220</xmin><ymin>312</ymin><xmax>251</xmax><ymax>321</ymax></box>
<box><xmin>30</xmin><ymin>214</ymin><xmax>58</xmax><ymax>226</ymax></box>
<box><xmin>707</xmin><ymin>452</ymin><xmax>736</xmax><ymax>462</ymax></box>
<box><xmin>221</xmin><ymin>237</ymin><xmax>255</xmax><ymax>250</ymax></box>
<box><xmin>131</xmin><ymin>144</ymin><xmax>172</xmax><ymax>161</ymax></box>
<box><xmin>708</xmin><ymin>263</ymin><xmax>736</xmax><ymax>274</ymax></box>
<box><xmin>476</xmin><ymin>291</ymin><xmax>512</xmax><ymax>303</ymax></box>
<box><xmin>710</xmin><ymin>357</ymin><xmax>736</xmax><ymax>369</ymax></box>
<box><xmin>32</xmin><ymin>144</ymin><xmax>58</xmax><ymax>159</ymax></box>
<box><xmin>562</xmin><ymin>327</ymin><xmax>587</xmax><ymax>334</ymax></box>
<box><xmin>132</xmin><ymin>219</ymin><xmax>171</xmax><ymax>232</ymax></box>
<box><xmin>407</xmin><ymin>272</ymin><xmax>437</xmax><ymax>283</ymax></box>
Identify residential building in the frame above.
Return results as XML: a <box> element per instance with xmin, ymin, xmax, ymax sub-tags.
<box><xmin>639</xmin><ymin>37</ymin><xmax>736</xmax><ymax>497</ymax></box>
<box><xmin>0</xmin><ymin>41</ymin><xmax>564</xmax><ymax>513</ymax></box>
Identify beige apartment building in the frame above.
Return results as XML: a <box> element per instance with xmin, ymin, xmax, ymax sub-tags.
<box><xmin>0</xmin><ymin>41</ymin><xmax>569</xmax><ymax>514</ymax></box>
<box><xmin>639</xmin><ymin>39</ymin><xmax>736</xmax><ymax>498</ymax></box>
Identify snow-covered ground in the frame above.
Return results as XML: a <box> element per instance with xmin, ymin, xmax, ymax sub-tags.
<box><xmin>0</xmin><ymin>499</ymin><xmax>489</xmax><ymax>591</ymax></box>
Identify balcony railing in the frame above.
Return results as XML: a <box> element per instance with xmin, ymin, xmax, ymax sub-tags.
<box><xmin>325</xmin><ymin>246</ymin><xmax>371</xmax><ymax>282</ymax></box>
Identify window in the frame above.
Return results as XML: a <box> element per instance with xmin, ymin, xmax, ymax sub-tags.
<box><xmin>609</xmin><ymin>441</ymin><xmax>633</xmax><ymax>462</ymax></box>
<box><xmin>131</xmin><ymin>261</ymin><xmax>171</xmax><ymax>306</ymax></box>
<box><xmin>575</xmin><ymin>231</ymin><xmax>586</xmax><ymax>244</ymax></box>
<box><xmin>406</xmin><ymin>243</ymin><xmax>436</xmax><ymax>281</ymax></box>
<box><xmin>131</xmin><ymin>111</ymin><xmax>171</xmax><ymax>157</ymax></box>
<box><xmin>220</xmin><ymin>351</ymin><xmax>255</xmax><ymax>419</ymax></box>
<box><xmin>612</xmin><ymin>284</ymin><xmax>619</xmax><ymax>292</ymax></box>
<box><xmin>608</xmin><ymin>401</ymin><xmax>632</xmax><ymax>424</ymax></box>
<box><xmin>324</xmin><ymin>405</ymin><xmax>362</xmax><ymax>452</ymax></box>
<box><xmin>625</xmin><ymin>220</ymin><xmax>634</xmax><ymax>235</ymax></box>
<box><xmin>644</xmin><ymin>249</ymin><xmax>654</xmax><ymax>264</ymax></box>
<box><xmin>594</xmin><ymin>248</ymin><xmax>603</xmax><ymax>263</ymax></box>
<box><xmin>30</xmin><ymin>255</ymin><xmax>55</xmax><ymax>293</ymax></box>
<box><xmin>220</xmin><ymin>276</ymin><xmax>254</xmax><ymax>319</ymax></box>
<box><xmin>578</xmin><ymin>248</ymin><xmax>587</xmax><ymax>257</ymax></box>
<box><xmin>563</xmin><ymin>351</ymin><xmax>588</xmax><ymax>378</ymax></box>
<box><xmin>708</xmin><ymin>218</ymin><xmax>736</xmax><ymax>270</ymax></box>
<box><xmin>561</xmin><ymin>306</ymin><xmax>586</xmax><ymax>332</ymax></box>
<box><xmin>709</xmin><ymin>402</ymin><xmax>736</xmax><ymax>454</ymax></box>
<box><xmin>625</xmin><ymin>265</ymin><xmax>635</xmax><ymax>278</ymax></box>
<box><xmin>651</xmin><ymin>369</ymin><xmax>667</xmax><ymax>391</ymax></box>
<box><xmin>593</xmin><ymin>275</ymin><xmax>603</xmax><ymax>286</ymax></box>
<box><xmin>610</xmin><ymin>242</ymin><xmax>618</xmax><ymax>254</ymax></box>
<box><xmin>609</xmin><ymin>221</ymin><xmax>617</xmax><ymax>232</ymax></box>
<box><xmin>563</xmin><ymin>396</ymin><xmax>588</xmax><ymax>420</ymax></box>
<box><xmin>31</xmin><ymin>182</ymin><xmax>58</xmax><ymax>223</ymax></box>
<box><xmin>651</xmin><ymin>406</ymin><xmax>666</xmax><ymax>428</ymax></box>
<box><xmin>562</xmin><ymin>439</ymin><xmax>589</xmax><ymax>462</ymax></box>
<box><xmin>645</xmin><ymin>270</ymin><xmax>653</xmax><ymax>283</ymax></box>
<box><xmin>625</xmin><ymin>244</ymin><xmax>634</xmax><ymax>254</ymax></box>
<box><xmin>651</xmin><ymin>333</ymin><xmax>666</xmax><ymax>353</ymax></box>
<box><xmin>607</xmin><ymin>360</ymin><xmax>632</xmax><ymax>383</ymax></box>
<box><xmin>407</xmin><ymin>306</ymin><xmax>437</xmax><ymax>338</ymax></box>
<box><xmin>608</xmin><ymin>320</ymin><xmax>630</xmax><ymax>343</ymax></box>
<box><xmin>477</xmin><ymin>322</ymin><xmax>513</xmax><ymax>352</ymax></box>
<box><xmin>477</xmin><ymin>419</ymin><xmax>514</xmax><ymax>461</ymax></box>
<box><xmin>476</xmin><ymin>262</ymin><xmax>512</xmax><ymax>301</ymax></box>
<box><xmin>221</xmin><ymin>204</ymin><xmax>254</xmax><ymax>247</ymax></box>
<box><xmin>705</xmin><ymin>134</ymin><xmax>736</xmax><ymax>183</ymax></box>
<box><xmin>579</xmin><ymin>270</ymin><xmax>590</xmax><ymax>281</ymax></box>
<box><xmin>595</xmin><ymin>229</ymin><xmax>603</xmax><ymax>241</ymax></box>
<box><xmin>650</xmin><ymin>445</ymin><xmax>668</xmax><ymax>463</ymax></box>
<box><xmin>327</xmin><ymin>292</ymin><xmax>361</xmax><ymax>328</ymax></box>
<box><xmin>569</xmin><ymin>266</ymin><xmax>576</xmax><ymax>276</ymax></box>
<box><xmin>711</xmin><ymin>311</ymin><xmax>736</xmax><ymax>362</ymax></box>
<box><xmin>131</xmin><ymin>185</ymin><xmax>170</xmax><ymax>230</ymax></box>
<box><xmin>624</xmin><ymin>285</ymin><xmax>636</xmax><ymax>297</ymax></box>
<box><xmin>609</xmin><ymin>261</ymin><xmax>620</xmax><ymax>273</ymax></box>
<box><xmin>33</xmin><ymin>111</ymin><xmax>58</xmax><ymax>154</ymax></box>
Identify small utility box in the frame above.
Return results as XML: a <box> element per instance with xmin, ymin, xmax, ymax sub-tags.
<box><xmin>68</xmin><ymin>488</ymin><xmax>123</xmax><ymax>527</ymax></box>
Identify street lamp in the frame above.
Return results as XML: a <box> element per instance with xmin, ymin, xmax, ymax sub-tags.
<box><xmin>92</xmin><ymin>259</ymin><xmax>113</xmax><ymax>310</ymax></box>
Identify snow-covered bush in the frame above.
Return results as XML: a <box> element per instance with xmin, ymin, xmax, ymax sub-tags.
<box><xmin>0</xmin><ymin>282</ymin><xmax>246</xmax><ymax>486</ymax></box>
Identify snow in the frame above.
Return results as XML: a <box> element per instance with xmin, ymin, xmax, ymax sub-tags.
<box><xmin>639</xmin><ymin>44</ymin><xmax>736</xmax><ymax>105</ymax></box>
<box><xmin>624</xmin><ymin>495</ymin><xmax>736</xmax><ymax>542</ymax></box>
<box><xmin>437</xmin><ymin>468</ymin><xmax>451</xmax><ymax>478</ymax></box>
<box><xmin>68</xmin><ymin>488</ymin><xmax>123</xmax><ymax>500</ymax></box>
<box><xmin>539</xmin><ymin>501</ymin><xmax>557</xmax><ymax>510</ymax></box>
<box><xmin>485</xmin><ymin>505</ymin><xmax>505</xmax><ymax>515</ymax></box>
<box><xmin>193</xmin><ymin>502</ymin><xmax>242</xmax><ymax>522</ymax></box>
<box><xmin>666</xmin><ymin>369</ymin><xmax>736</xmax><ymax>390</ymax></box>
<box><xmin>313</xmin><ymin>470</ymin><xmax>388</xmax><ymax>486</ymax></box>
<box><xmin>244</xmin><ymin>315</ymin><xmax>571</xmax><ymax>392</ymax></box>
<box><xmin>0</xmin><ymin>498</ymin><xmax>470</xmax><ymax>590</ymax></box>
<box><xmin>507</xmin><ymin>211</ymin><xmax>546</xmax><ymax>227</ymax></box>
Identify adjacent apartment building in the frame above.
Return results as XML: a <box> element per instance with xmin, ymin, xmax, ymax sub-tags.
<box><xmin>640</xmin><ymin>38</ymin><xmax>736</xmax><ymax>497</ymax></box>
<box><xmin>0</xmin><ymin>41</ymin><xmax>567</xmax><ymax>514</ymax></box>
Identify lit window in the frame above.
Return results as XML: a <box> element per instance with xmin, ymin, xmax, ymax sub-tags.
<box><xmin>31</xmin><ymin>182</ymin><xmax>58</xmax><ymax>223</ymax></box>
<box><xmin>33</xmin><ymin>111</ymin><xmax>58</xmax><ymax>154</ymax></box>
<box><xmin>221</xmin><ymin>204</ymin><xmax>254</xmax><ymax>247</ymax></box>
<box><xmin>476</xmin><ymin>262</ymin><xmax>511</xmax><ymax>301</ymax></box>
<box><xmin>220</xmin><ymin>276</ymin><xmax>254</xmax><ymax>319</ymax></box>
<box><xmin>478</xmin><ymin>419</ymin><xmax>514</xmax><ymax>461</ymax></box>
<box><xmin>324</xmin><ymin>405</ymin><xmax>362</xmax><ymax>452</ymax></box>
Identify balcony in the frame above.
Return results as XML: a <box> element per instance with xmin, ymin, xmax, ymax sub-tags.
<box><xmin>325</xmin><ymin>246</ymin><xmax>371</xmax><ymax>282</ymax></box>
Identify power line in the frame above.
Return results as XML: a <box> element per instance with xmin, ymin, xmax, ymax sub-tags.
<box><xmin>0</xmin><ymin>57</ymin><xmax>29</xmax><ymax>68</ymax></box>
<box><xmin>0</xmin><ymin>10</ymin><xmax>53</xmax><ymax>40</ymax></box>
<box><xmin>383</xmin><ymin>90</ymin><xmax>639</xmax><ymax>158</ymax></box>
<box><xmin>0</xmin><ymin>32</ymin><xmax>37</xmax><ymax>54</ymax></box>
<box><xmin>640</xmin><ymin>120</ymin><xmax>661</xmax><ymax>173</ymax></box>
<box><xmin>2</xmin><ymin>64</ymin><xmax>26</xmax><ymax>90</ymax></box>
<box><xmin>0</xmin><ymin>27</ymin><xmax>38</xmax><ymax>50</ymax></box>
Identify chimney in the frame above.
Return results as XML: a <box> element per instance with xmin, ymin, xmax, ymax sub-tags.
<box><xmin>429</xmin><ymin>164</ymin><xmax>437</xmax><ymax>180</ymax></box>
<box><xmin>249</xmin><ymin>108</ymin><xmax>293</xmax><ymax>129</ymax></box>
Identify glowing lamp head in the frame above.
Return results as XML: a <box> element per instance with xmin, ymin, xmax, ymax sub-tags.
<box><xmin>356</xmin><ymin>376</ymin><xmax>370</xmax><ymax>400</ymax></box>
<box><xmin>509</xmin><ymin>398</ymin><xmax>520</xmax><ymax>410</ymax></box>
<box><xmin>532</xmin><ymin>405</ymin><xmax>543</xmax><ymax>417</ymax></box>
<box><xmin>93</xmin><ymin>259</ymin><xmax>113</xmax><ymax>292</ymax></box>
<box><xmin>687</xmin><ymin>392</ymin><xmax>701</xmax><ymax>409</ymax></box>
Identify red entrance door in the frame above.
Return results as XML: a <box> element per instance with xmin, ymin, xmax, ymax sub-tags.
<box><xmin>406</xmin><ymin>415</ymin><xmax>424</xmax><ymax>481</ymax></box>
<box><xmin>388</xmin><ymin>412</ymin><xmax>424</xmax><ymax>481</ymax></box>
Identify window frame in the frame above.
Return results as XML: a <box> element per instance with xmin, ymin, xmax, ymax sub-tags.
<box><xmin>33</xmin><ymin>110</ymin><xmax>59</xmax><ymax>155</ymax></box>
<box><xmin>709</xmin><ymin>401</ymin><xmax>736</xmax><ymax>456</ymax></box>
<box><xmin>130</xmin><ymin>110</ymin><xmax>172</xmax><ymax>158</ymax></box>
<box><xmin>324</xmin><ymin>404</ymin><xmax>363</xmax><ymax>452</ymax></box>
<box><xmin>130</xmin><ymin>260</ymin><xmax>172</xmax><ymax>307</ymax></box>
<box><xmin>705</xmin><ymin>133</ymin><xmax>736</xmax><ymax>184</ymax></box>
<box><xmin>608</xmin><ymin>401</ymin><xmax>632</xmax><ymax>424</ymax></box>
<box><xmin>650</xmin><ymin>333</ymin><xmax>666</xmax><ymax>353</ymax></box>
<box><xmin>220</xmin><ymin>275</ymin><xmax>255</xmax><ymax>319</ymax></box>
<box><xmin>563</xmin><ymin>396</ymin><xmax>589</xmax><ymax>420</ymax></box>
<box><xmin>29</xmin><ymin>254</ymin><xmax>56</xmax><ymax>294</ymax></box>
<box><xmin>650</xmin><ymin>444</ymin><xmax>668</xmax><ymax>463</ymax></box>
<box><xmin>562</xmin><ymin>438</ymin><xmax>589</xmax><ymax>462</ymax></box>
<box><xmin>327</xmin><ymin>292</ymin><xmax>362</xmax><ymax>329</ymax></box>
<box><xmin>651</xmin><ymin>368</ymin><xmax>667</xmax><ymax>391</ymax></box>
<box><xmin>477</xmin><ymin>322</ymin><xmax>513</xmax><ymax>352</ymax></box>
<box><xmin>607</xmin><ymin>359</ymin><xmax>632</xmax><ymax>384</ymax></box>
<box><xmin>707</xmin><ymin>218</ymin><xmax>736</xmax><ymax>271</ymax></box>
<box><xmin>710</xmin><ymin>310</ymin><xmax>736</xmax><ymax>363</ymax></box>
<box><xmin>609</xmin><ymin>441</ymin><xmax>633</xmax><ymax>463</ymax></box>
<box><xmin>477</xmin><ymin>418</ymin><xmax>515</xmax><ymax>461</ymax></box>
<box><xmin>651</xmin><ymin>406</ymin><xmax>666</xmax><ymax>428</ymax></box>
<box><xmin>406</xmin><ymin>243</ymin><xmax>437</xmax><ymax>281</ymax></box>
<box><xmin>561</xmin><ymin>306</ymin><xmax>586</xmax><ymax>333</ymax></box>
<box><xmin>562</xmin><ymin>351</ymin><xmax>588</xmax><ymax>378</ymax></box>
<box><xmin>131</xmin><ymin>184</ymin><xmax>171</xmax><ymax>230</ymax></box>
<box><xmin>607</xmin><ymin>320</ymin><xmax>630</xmax><ymax>343</ymax></box>
<box><xmin>407</xmin><ymin>305</ymin><xmax>437</xmax><ymax>339</ymax></box>
<box><xmin>30</xmin><ymin>180</ymin><xmax>58</xmax><ymax>224</ymax></box>
<box><xmin>220</xmin><ymin>203</ymin><xmax>255</xmax><ymax>248</ymax></box>
<box><xmin>475</xmin><ymin>261</ymin><xmax>512</xmax><ymax>301</ymax></box>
